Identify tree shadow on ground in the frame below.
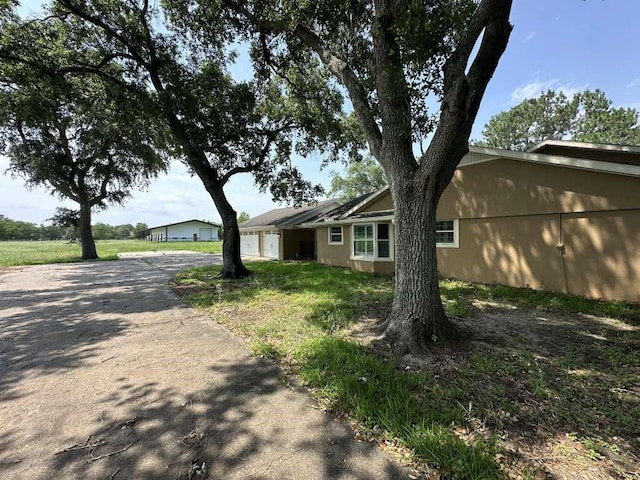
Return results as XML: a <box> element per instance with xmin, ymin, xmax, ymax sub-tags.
<box><xmin>390</xmin><ymin>304</ymin><xmax>640</xmax><ymax>479</ymax></box>
<box><xmin>0</xmin><ymin>279</ymin><xmax>185</xmax><ymax>398</ymax></box>
<box><xmin>48</xmin><ymin>357</ymin><xmax>408</xmax><ymax>479</ymax></box>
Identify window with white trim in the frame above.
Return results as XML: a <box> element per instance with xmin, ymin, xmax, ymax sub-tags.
<box><xmin>353</xmin><ymin>224</ymin><xmax>374</xmax><ymax>257</ymax></box>
<box><xmin>377</xmin><ymin>223</ymin><xmax>390</xmax><ymax>258</ymax></box>
<box><xmin>328</xmin><ymin>226</ymin><xmax>343</xmax><ymax>245</ymax></box>
<box><xmin>351</xmin><ymin>222</ymin><xmax>394</xmax><ymax>260</ymax></box>
<box><xmin>435</xmin><ymin>219</ymin><xmax>459</xmax><ymax>248</ymax></box>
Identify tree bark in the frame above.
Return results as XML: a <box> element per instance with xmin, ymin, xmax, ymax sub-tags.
<box><xmin>78</xmin><ymin>201</ymin><xmax>98</xmax><ymax>260</ymax></box>
<box><xmin>378</xmin><ymin>168</ymin><xmax>456</xmax><ymax>353</ymax></box>
<box><xmin>206</xmin><ymin>181</ymin><xmax>249</xmax><ymax>279</ymax></box>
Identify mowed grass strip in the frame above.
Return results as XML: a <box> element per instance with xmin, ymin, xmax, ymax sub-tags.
<box><xmin>0</xmin><ymin>240</ymin><xmax>222</xmax><ymax>267</ymax></box>
<box><xmin>173</xmin><ymin>261</ymin><xmax>640</xmax><ymax>479</ymax></box>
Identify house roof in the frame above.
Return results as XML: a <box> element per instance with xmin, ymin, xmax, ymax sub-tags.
<box><xmin>302</xmin><ymin>142</ymin><xmax>640</xmax><ymax>226</ymax></box>
<box><xmin>303</xmin><ymin>191</ymin><xmax>378</xmax><ymax>224</ymax></box>
<box><xmin>526</xmin><ymin>140</ymin><xmax>640</xmax><ymax>167</ymax></box>
<box><xmin>463</xmin><ymin>145</ymin><xmax>640</xmax><ymax>177</ymax></box>
<box><xmin>238</xmin><ymin>199</ymin><xmax>339</xmax><ymax>230</ymax></box>
<box><xmin>149</xmin><ymin>219</ymin><xmax>221</xmax><ymax>230</ymax></box>
<box><xmin>528</xmin><ymin>139</ymin><xmax>640</xmax><ymax>155</ymax></box>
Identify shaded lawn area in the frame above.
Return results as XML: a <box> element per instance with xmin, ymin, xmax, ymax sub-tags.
<box><xmin>172</xmin><ymin>262</ymin><xmax>640</xmax><ymax>479</ymax></box>
<box><xmin>0</xmin><ymin>240</ymin><xmax>222</xmax><ymax>267</ymax></box>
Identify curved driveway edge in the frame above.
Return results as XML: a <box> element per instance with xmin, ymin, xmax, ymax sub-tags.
<box><xmin>0</xmin><ymin>252</ymin><xmax>408</xmax><ymax>479</ymax></box>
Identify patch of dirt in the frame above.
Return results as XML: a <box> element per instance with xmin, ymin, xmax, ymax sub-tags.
<box><xmin>345</xmin><ymin>305</ymin><xmax>640</xmax><ymax>480</ymax></box>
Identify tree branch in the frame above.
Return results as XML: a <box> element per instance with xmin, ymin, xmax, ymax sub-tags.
<box><xmin>219</xmin><ymin>134</ymin><xmax>274</xmax><ymax>186</ymax></box>
<box><xmin>55</xmin><ymin>0</ymin><xmax>150</xmax><ymax>69</ymax></box>
<box><xmin>420</xmin><ymin>0</ymin><xmax>513</xmax><ymax>192</ymax></box>
<box><xmin>292</xmin><ymin>24</ymin><xmax>382</xmax><ymax>159</ymax></box>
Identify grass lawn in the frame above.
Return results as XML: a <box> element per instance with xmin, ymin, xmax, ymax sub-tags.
<box><xmin>0</xmin><ymin>239</ymin><xmax>222</xmax><ymax>267</ymax></box>
<box><xmin>172</xmin><ymin>261</ymin><xmax>640</xmax><ymax>479</ymax></box>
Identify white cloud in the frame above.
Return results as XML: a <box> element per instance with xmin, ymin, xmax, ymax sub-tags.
<box><xmin>509</xmin><ymin>79</ymin><xmax>587</xmax><ymax>104</ymax></box>
<box><xmin>627</xmin><ymin>78</ymin><xmax>640</xmax><ymax>88</ymax></box>
<box><xmin>524</xmin><ymin>31</ymin><xmax>536</xmax><ymax>42</ymax></box>
<box><xmin>510</xmin><ymin>80</ymin><xmax>556</xmax><ymax>103</ymax></box>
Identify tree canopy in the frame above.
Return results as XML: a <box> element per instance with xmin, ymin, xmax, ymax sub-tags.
<box><xmin>0</xmin><ymin>12</ymin><xmax>169</xmax><ymax>258</ymax></box>
<box><xmin>218</xmin><ymin>0</ymin><xmax>514</xmax><ymax>351</ymax></box>
<box><xmin>329</xmin><ymin>157</ymin><xmax>387</xmax><ymax>202</ymax></box>
<box><xmin>477</xmin><ymin>89</ymin><xmax>640</xmax><ymax>151</ymax></box>
<box><xmin>28</xmin><ymin>0</ymin><xmax>358</xmax><ymax>277</ymax></box>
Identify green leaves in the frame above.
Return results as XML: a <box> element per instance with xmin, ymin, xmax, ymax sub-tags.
<box><xmin>0</xmin><ymin>8</ymin><xmax>169</xmax><ymax>210</ymax></box>
<box><xmin>328</xmin><ymin>155</ymin><xmax>387</xmax><ymax>202</ymax></box>
<box><xmin>478</xmin><ymin>89</ymin><xmax>640</xmax><ymax>150</ymax></box>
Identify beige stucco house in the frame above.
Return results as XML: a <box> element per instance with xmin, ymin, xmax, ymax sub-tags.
<box><xmin>299</xmin><ymin>140</ymin><xmax>640</xmax><ymax>302</ymax></box>
<box><xmin>238</xmin><ymin>200</ymin><xmax>339</xmax><ymax>260</ymax></box>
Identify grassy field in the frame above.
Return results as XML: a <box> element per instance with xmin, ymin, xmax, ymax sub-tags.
<box><xmin>172</xmin><ymin>261</ymin><xmax>640</xmax><ymax>479</ymax></box>
<box><xmin>0</xmin><ymin>239</ymin><xmax>222</xmax><ymax>267</ymax></box>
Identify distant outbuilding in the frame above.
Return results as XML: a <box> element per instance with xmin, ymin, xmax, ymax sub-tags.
<box><xmin>144</xmin><ymin>219</ymin><xmax>221</xmax><ymax>242</ymax></box>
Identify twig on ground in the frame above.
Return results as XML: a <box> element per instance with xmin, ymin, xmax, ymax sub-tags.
<box><xmin>108</xmin><ymin>468</ymin><xmax>120</xmax><ymax>480</ymax></box>
<box><xmin>54</xmin><ymin>438</ymin><xmax>106</xmax><ymax>455</ymax></box>
<box><xmin>88</xmin><ymin>440</ymin><xmax>139</xmax><ymax>462</ymax></box>
<box><xmin>144</xmin><ymin>397</ymin><xmax>166</xmax><ymax>408</ymax></box>
<box><xmin>115</xmin><ymin>416</ymin><xmax>144</xmax><ymax>429</ymax></box>
<box><xmin>100</xmin><ymin>354</ymin><xmax>119</xmax><ymax>363</ymax></box>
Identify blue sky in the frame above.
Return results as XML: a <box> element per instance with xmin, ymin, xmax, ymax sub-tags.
<box><xmin>1</xmin><ymin>0</ymin><xmax>639</xmax><ymax>227</ymax></box>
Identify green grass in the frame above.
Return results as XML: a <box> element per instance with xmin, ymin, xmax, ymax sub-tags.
<box><xmin>173</xmin><ymin>261</ymin><xmax>640</xmax><ymax>479</ymax></box>
<box><xmin>174</xmin><ymin>262</ymin><xmax>501</xmax><ymax>478</ymax></box>
<box><xmin>0</xmin><ymin>239</ymin><xmax>222</xmax><ymax>267</ymax></box>
<box><xmin>439</xmin><ymin>277</ymin><xmax>640</xmax><ymax>324</ymax></box>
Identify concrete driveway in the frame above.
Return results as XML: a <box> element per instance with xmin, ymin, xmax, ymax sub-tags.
<box><xmin>0</xmin><ymin>252</ymin><xmax>407</xmax><ymax>479</ymax></box>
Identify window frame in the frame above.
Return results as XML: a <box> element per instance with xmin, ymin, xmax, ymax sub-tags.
<box><xmin>328</xmin><ymin>225</ymin><xmax>344</xmax><ymax>245</ymax></box>
<box><xmin>435</xmin><ymin>219</ymin><xmax>459</xmax><ymax>248</ymax></box>
<box><xmin>350</xmin><ymin>222</ymin><xmax>394</xmax><ymax>261</ymax></box>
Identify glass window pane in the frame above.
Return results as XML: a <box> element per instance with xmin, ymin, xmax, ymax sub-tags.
<box><xmin>435</xmin><ymin>220</ymin><xmax>454</xmax><ymax>232</ymax></box>
<box><xmin>436</xmin><ymin>231</ymin><xmax>454</xmax><ymax>244</ymax></box>
<box><xmin>354</xmin><ymin>240</ymin><xmax>374</xmax><ymax>256</ymax></box>
<box><xmin>377</xmin><ymin>223</ymin><xmax>389</xmax><ymax>240</ymax></box>
<box><xmin>378</xmin><ymin>240</ymin><xmax>390</xmax><ymax>258</ymax></box>
<box><xmin>365</xmin><ymin>225</ymin><xmax>373</xmax><ymax>238</ymax></box>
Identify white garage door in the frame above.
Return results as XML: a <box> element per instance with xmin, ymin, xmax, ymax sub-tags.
<box><xmin>240</xmin><ymin>232</ymin><xmax>259</xmax><ymax>256</ymax></box>
<box><xmin>262</xmin><ymin>231</ymin><xmax>279</xmax><ymax>259</ymax></box>
<box><xmin>199</xmin><ymin>228</ymin><xmax>212</xmax><ymax>241</ymax></box>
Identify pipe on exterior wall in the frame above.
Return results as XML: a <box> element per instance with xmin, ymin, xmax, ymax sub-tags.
<box><xmin>558</xmin><ymin>214</ymin><xmax>568</xmax><ymax>294</ymax></box>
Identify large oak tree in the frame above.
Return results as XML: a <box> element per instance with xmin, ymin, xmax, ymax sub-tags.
<box><xmin>0</xmin><ymin>14</ymin><xmax>168</xmax><ymax>259</ymax></box>
<box><xmin>221</xmin><ymin>0</ymin><xmax>514</xmax><ymax>351</ymax></box>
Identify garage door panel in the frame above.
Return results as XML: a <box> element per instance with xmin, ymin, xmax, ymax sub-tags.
<box><xmin>241</xmin><ymin>233</ymin><xmax>259</xmax><ymax>256</ymax></box>
<box><xmin>262</xmin><ymin>231</ymin><xmax>279</xmax><ymax>259</ymax></box>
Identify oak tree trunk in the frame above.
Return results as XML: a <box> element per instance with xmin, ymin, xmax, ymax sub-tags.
<box><xmin>207</xmin><ymin>182</ymin><xmax>249</xmax><ymax>279</ymax></box>
<box><xmin>380</xmin><ymin>173</ymin><xmax>456</xmax><ymax>353</ymax></box>
<box><xmin>78</xmin><ymin>202</ymin><xmax>98</xmax><ymax>260</ymax></box>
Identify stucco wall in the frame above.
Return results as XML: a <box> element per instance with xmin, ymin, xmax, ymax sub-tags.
<box><xmin>562</xmin><ymin>210</ymin><xmax>640</xmax><ymax>301</ymax></box>
<box><xmin>437</xmin><ymin>214</ymin><xmax>563</xmax><ymax>292</ymax></box>
<box><xmin>357</xmin><ymin>160</ymin><xmax>640</xmax><ymax>219</ymax></box>
<box><xmin>436</xmin><ymin>210</ymin><xmax>640</xmax><ymax>302</ymax></box>
<box><xmin>437</xmin><ymin>159</ymin><xmax>640</xmax><ymax>219</ymax></box>
<box><xmin>318</xmin><ymin>158</ymin><xmax>640</xmax><ymax>301</ymax></box>
<box><xmin>359</xmin><ymin>194</ymin><xmax>394</xmax><ymax>213</ymax></box>
<box><xmin>316</xmin><ymin>226</ymin><xmax>394</xmax><ymax>274</ymax></box>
